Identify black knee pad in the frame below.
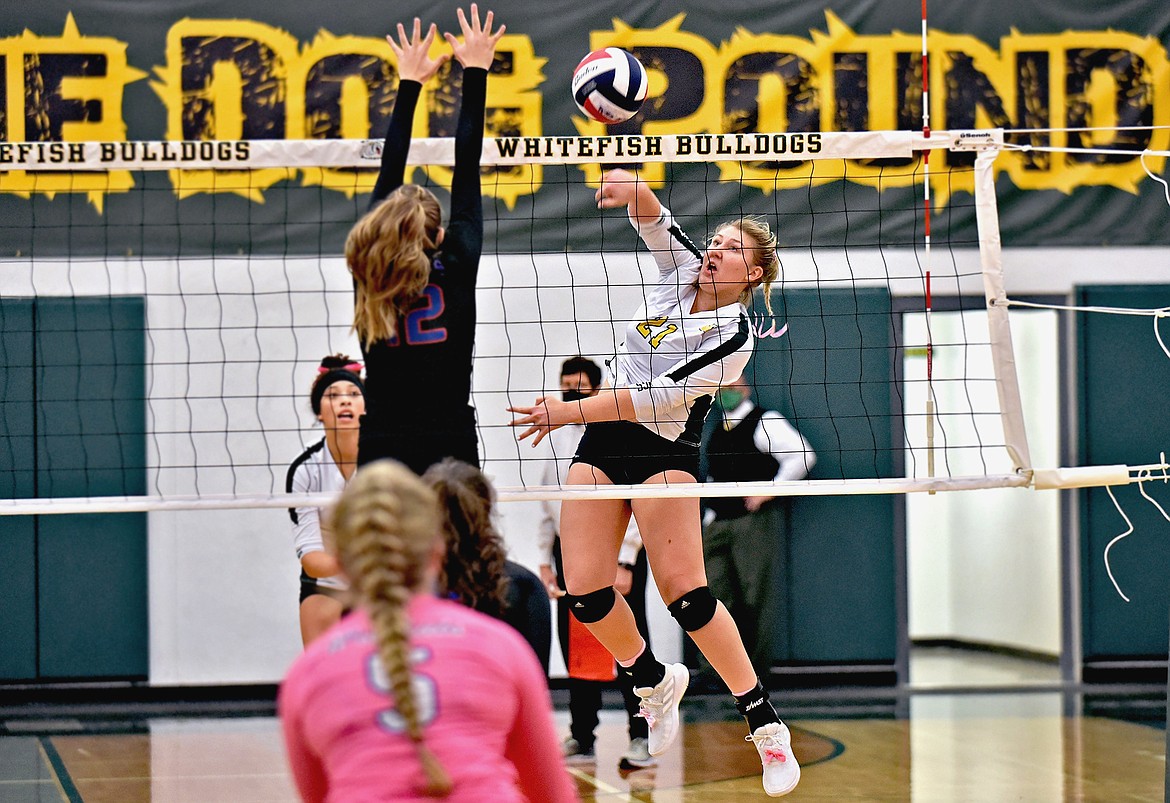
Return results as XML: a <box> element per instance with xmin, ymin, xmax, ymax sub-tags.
<box><xmin>565</xmin><ymin>586</ymin><xmax>617</xmax><ymax>624</ymax></box>
<box><xmin>668</xmin><ymin>586</ymin><xmax>718</xmax><ymax>632</ymax></box>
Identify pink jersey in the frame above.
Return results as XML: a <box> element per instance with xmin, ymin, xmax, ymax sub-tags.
<box><xmin>279</xmin><ymin>596</ymin><xmax>578</xmax><ymax>803</ymax></box>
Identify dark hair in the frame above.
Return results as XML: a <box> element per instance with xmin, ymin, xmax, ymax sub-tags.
<box><xmin>421</xmin><ymin>459</ymin><xmax>509</xmax><ymax>620</ymax></box>
<box><xmin>560</xmin><ymin>355</ymin><xmax>602</xmax><ymax>389</ymax></box>
<box><xmin>309</xmin><ymin>354</ymin><xmax>365</xmax><ymax>415</ymax></box>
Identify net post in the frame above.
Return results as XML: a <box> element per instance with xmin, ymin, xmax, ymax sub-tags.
<box><xmin>974</xmin><ymin>144</ymin><xmax>1032</xmax><ymax>474</ymax></box>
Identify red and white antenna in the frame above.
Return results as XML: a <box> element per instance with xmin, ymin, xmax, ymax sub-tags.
<box><xmin>921</xmin><ymin>0</ymin><xmax>937</xmax><ymax>483</ymax></box>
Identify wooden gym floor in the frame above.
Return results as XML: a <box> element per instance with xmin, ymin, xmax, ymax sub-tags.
<box><xmin>1</xmin><ymin>650</ymin><xmax>1165</xmax><ymax>802</ymax></box>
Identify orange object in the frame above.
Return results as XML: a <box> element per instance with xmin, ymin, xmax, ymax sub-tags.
<box><xmin>567</xmin><ymin>615</ymin><xmax>617</xmax><ymax>681</ymax></box>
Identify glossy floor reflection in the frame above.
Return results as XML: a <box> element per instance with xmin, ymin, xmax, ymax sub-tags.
<box><xmin>1</xmin><ymin>651</ymin><xmax>1165</xmax><ymax>802</ymax></box>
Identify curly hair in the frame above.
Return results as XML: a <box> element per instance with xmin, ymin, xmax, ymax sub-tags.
<box><xmin>421</xmin><ymin>458</ymin><xmax>509</xmax><ymax>620</ymax></box>
<box><xmin>331</xmin><ymin>460</ymin><xmax>453</xmax><ymax>797</ymax></box>
<box><xmin>346</xmin><ymin>184</ymin><xmax>442</xmax><ymax>348</ymax></box>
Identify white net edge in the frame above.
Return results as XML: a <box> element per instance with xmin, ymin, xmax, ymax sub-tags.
<box><xmin>0</xmin><ymin>129</ymin><xmax>999</xmax><ymax>171</ymax></box>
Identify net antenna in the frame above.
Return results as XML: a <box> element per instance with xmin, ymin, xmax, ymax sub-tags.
<box><xmin>920</xmin><ymin>0</ymin><xmax>938</xmax><ymax>488</ymax></box>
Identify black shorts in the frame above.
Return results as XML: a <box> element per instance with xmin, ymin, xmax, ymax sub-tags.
<box><xmin>357</xmin><ymin>416</ymin><xmax>479</xmax><ymax>475</ymax></box>
<box><xmin>299</xmin><ymin>573</ymin><xmax>348</xmax><ymax>605</ymax></box>
<box><xmin>572</xmin><ymin>421</ymin><xmax>699</xmax><ymax>485</ymax></box>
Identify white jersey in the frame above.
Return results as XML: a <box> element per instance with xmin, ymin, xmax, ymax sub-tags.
<box><xmin>610</xmin><ymin>206</ymin><xmax>754</xmax><ymax>445</ymax></box>
<box><xmin>286</xmin><ymin>437</ymin><xmax>348</xmax><ymax>591</ymax></box>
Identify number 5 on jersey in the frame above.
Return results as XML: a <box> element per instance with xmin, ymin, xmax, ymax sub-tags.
<box><xmin>367</xmin><ymin>647</ymin><xmax>438</xmax><ymax>733</ymax></box>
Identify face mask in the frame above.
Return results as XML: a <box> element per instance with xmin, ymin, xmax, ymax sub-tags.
<box><xmin>562</xmin><ymin>389</ymin><xmax>588</xmax><ymax>402</ymax></box>
<box><xmin>716</xmin><ymin>389</ymin><xmax>746</xmax><ymax>410</ymax></box>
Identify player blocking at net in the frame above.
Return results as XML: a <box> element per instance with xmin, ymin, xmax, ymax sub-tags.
<box><xmin>346</xmin><ymin>5</ymin><xmax>503</xmax><ymax>475</ymax></box>
<box><xmin>509</xmin><ymin>169</ymin><xmax>800</xmax><ymax>797</ymax></box>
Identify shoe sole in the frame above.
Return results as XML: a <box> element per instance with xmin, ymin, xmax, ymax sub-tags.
<box><xmin>618</xmin><ymin>757</ymin><xmax>657</xmax><ymax>771</ymax></box>
<box><xmin>765</xmin><ymin>766</ymin><xmax>800</xmax><ymax>797</ymax></box>
<box><xmin>647</xmin><ymin>663</ymin><xmax>689</xmax><ymax>757</ymax></box>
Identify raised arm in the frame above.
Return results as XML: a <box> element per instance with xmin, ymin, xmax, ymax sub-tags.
<box><xmin>596</xmin><ymin>168</ymin><xmax>662</xmax><ymax>224</ymax></box>
<box><xmin>370</xmin><ymin>19</ymin><xmax>450</xmax><ymax>208</ymax></box>
<box><xmin>442</xmin><ymin>5</ymin><xmax>505</xmax><ymax>257</ymax></box>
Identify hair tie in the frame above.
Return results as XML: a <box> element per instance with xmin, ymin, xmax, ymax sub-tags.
<box><xmin>318</xmin><ymin>361</ymin><xmax>363</xmax><ymax>374</ymax></box>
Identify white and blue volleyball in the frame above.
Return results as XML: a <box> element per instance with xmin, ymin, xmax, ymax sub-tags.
<box><xmin>571</xmin><ymin>47</ymin><xmax>648</xmax><ymax>124</ymax></box>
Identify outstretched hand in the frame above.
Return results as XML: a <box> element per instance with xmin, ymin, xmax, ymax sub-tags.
<box><xmin>387</xmin><ymin>18</ymin><xmax>449</xmax><ymax>84</ymax></box>
<box><xmin>445</xmin><ymin>4</ymin><xmax>506</xmax><ymax>70</ymax></box>
<box><xmin>508</xmin><ymin>396</ymin><xmax>571</xmax><ymax>447</ymax></box>
<box><xmin>595</xmin><ymin>168</ymin><xmax>639</xmax><ymax>209</ymax></box>
<box><xmin>595</xmin><ymin>168</ymin><xmax>662</xmax><ymax>222</ymax></box>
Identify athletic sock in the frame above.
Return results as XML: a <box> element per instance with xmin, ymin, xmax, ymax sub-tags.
<box><xmin>733</xmin><ymin>681</ymin><xmax>780</xmax><ymax>733</ymax></box>
<box><xmin>618</xmin><ymin>645</ymin><xmax>667</xmax><ymax>689</ymax></box>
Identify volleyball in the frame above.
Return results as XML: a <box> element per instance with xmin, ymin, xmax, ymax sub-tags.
<box><xmin>571</xmin><ymin>47</ymin><xmax>648</xmax><ymax>124</ymax></box>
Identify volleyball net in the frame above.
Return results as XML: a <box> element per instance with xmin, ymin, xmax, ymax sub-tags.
<box><xmin>0</xmin><ymin>128</ymin><xmax>1094</xmax><ymax>514</ymax></box>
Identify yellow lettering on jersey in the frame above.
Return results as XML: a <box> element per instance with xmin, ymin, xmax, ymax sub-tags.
<box><xmin>636</xmin><ymin>317</ymin><xmax>677</xmax><ymax>348</ymax></box>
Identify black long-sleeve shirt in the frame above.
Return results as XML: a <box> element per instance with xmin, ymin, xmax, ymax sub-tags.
<box><xmin>358</xmin><ymin>68</ymin><xmax>487</xmax><ymax>451</ymax></box>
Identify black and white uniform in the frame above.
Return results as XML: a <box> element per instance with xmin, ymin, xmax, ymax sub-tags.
<box><xmin>287</xmin><ymin>438</ymin><xmax>348</xmax><ymax>603</ymax></box>
<box><xmin>356</xmin><ymin>69</ymin><xmax>487</xmax><ymax>474</ymax></box>
<box><xmin>704</xmin><ymin>398</ymin><xmax>815</xmax><ymax>521</ymax></box>
<box><xmin>574</xmin><ymin>206</ymin><xmax>754</xmax><ymax>483</ymax></box>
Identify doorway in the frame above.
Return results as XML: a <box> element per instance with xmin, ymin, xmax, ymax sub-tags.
<box><xmin>903</xmin><ymin>307</ymin><xmax>1061</xmax><ymax>686</ymax></box>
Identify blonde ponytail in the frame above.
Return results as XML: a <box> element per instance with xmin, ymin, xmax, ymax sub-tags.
<box><xmin>332</xmin><ymin>461</ymin><xmax>453</xmax><ymax>797</ymax></box>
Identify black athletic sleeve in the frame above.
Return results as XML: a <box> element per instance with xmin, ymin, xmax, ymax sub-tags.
<box><xmin>444</xmin><ymin>66</ymin><xmax>487</xmax><ymax>267</ymax></box>
<box><xmin>369</xmin><ymin>78</ymin><xmax>422</xmax><ymax>209</ymax></box>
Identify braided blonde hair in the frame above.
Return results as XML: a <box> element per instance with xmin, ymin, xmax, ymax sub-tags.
<box><xmin>346</xmin><ymin>185</ymin><xmax>442</xmax><ymax>348</ymax></box>
<box><xmin>331</xmin><ymin>460</ymin><xmax>453</xmax><ymax>797</ymax></box>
